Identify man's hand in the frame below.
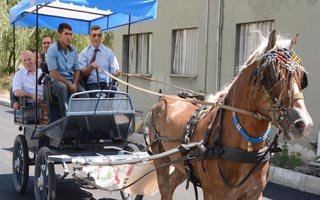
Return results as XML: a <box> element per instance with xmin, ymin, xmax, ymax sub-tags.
<box><xmin>89</xmin><ymin>61</ymin><xmax>99</xmax><ymax>70</ymax></box>
<box><xmin>68</xmin><ymin>82</ymin><xmax>77</xmax><ymax>94</ymax></box>
<box><xmin>13</xmin><ymin>102</ymin><xmax>20</xmax><ymax>110</ymax></box>
<box><xmin>113</xmin><ymin>70</ymin><xmax>121</xmax><ymax>77</ymax></box>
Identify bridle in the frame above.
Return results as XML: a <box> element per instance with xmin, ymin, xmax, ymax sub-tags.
<box><xmin>258</xmin><ymin>47</ymin><xmax>305</xmax><ymax>130</ymax></box>
<box><xmin>227</xmin><ymin>47</ymin><xmax>306</xmax><ymax>149</ymax></box>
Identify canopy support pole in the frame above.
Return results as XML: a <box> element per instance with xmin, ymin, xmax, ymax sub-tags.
<box><xmin>126</xmin><ymin>15</ymin><xmax>131</xmax><ymax>93</ymax></box>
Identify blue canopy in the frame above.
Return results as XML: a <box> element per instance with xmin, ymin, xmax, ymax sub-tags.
<box><xmin>10</xmin><ymin>0</ymin><xmax>157</xmax><ymax>34</ymax></box>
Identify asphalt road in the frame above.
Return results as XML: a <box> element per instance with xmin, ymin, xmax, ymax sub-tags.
<box><xmin>0</xmin><ymin>104</ymin><xmax>319</xmax><ymax>200</ymax></box>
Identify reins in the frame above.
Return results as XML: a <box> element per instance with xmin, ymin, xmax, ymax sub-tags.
<box><xmin>101</xmin><ymin>70</ymin><xmax>271</xmax><ymax>122</ymax></box>
<box><xmin>122</xmin><ymin>73</ymin><xmax>205</xmax><ymax>97</ymax></box>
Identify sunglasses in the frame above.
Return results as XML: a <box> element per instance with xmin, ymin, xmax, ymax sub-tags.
<box><xmin>92</xmin><ymin>33</ymin><xmax>102</xmax><ymax>38</ymax></box>
<box><xmin>42</xmin><ymin>42</ymin><xmax>51</xmax><ymax>45</ymax></box>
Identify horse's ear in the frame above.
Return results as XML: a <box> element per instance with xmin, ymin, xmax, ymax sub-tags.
<box><xmin>265</xmin><ymin>30</ymin><xmax>277</xmax><ymax>52</ymax></box>
<box><xmin>289</xmin><ymin>33</ymin><xmax>299</xmax><ymax>49</ymax></box>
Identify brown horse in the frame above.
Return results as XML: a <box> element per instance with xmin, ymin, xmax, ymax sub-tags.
<box><xmin>145</xmin><ymin>30</ymin><xmax>313</xmax><ymax>200</ymax></box>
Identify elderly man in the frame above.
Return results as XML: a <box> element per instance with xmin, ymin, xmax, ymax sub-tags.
<box><xmin>79</xmin><ymin>25</ymin><xmax>120</xmax><ymax>97</ymax></box>
<box><xmin>12</xmin><ymin>50</ymin><xmax>43</xmax><ymax>103</ymax></box>
<box><xmin>46</xmin><ymin>23</ymin><xmax>88</xmax><ymax>117</ymax></box>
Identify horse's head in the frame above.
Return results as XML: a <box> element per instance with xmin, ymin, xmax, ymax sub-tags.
<box><xmin>248</xmin><ymin>30</ymin><xmax>313</xmax><ymax>140</ymax></box>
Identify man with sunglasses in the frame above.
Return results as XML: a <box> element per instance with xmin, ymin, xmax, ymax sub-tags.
<box><xmin>46</xmin><ymin>23</ymin><xmax>88</xmax><ymax>117</ymax></box>
<box><xmin>79</xmin><ymin>25</ymin><xmax>121</xmax><ymax>97</ymax></box>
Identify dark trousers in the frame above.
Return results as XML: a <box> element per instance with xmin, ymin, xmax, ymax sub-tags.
<box><xmin>51</xmin><ymin>80</ymin><xmax>88</xmax><ymax>117</ymax></box>
<box><xmin>85</xmin><ymin>82</ymin><xmax>117</xmax><ymax>98</ymax></box>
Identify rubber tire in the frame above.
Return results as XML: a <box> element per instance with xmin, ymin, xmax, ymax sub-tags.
<box><xmin>34</xmin><ymin>147</ymin><xmax>56</xmax><ymax>200</ymax></box>
<box><xmin>120</xmin><ymin>191</ymin><xmax>144</xmax><ymax>200</ymax></box>
<box><xmin>12</xmin><ymin>134</ymin><xmax>29</xmax><ymax>194</ymax></box>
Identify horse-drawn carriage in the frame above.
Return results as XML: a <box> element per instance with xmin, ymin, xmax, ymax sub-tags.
<box><xmin>9</xmin><ymin>0</ymin><xmax>157</xmax><ymax>199</ymax></box>
<box><xmin>12</xmin><ymin>89</ymin><xmax>148</xmax><ymax>199</ymax></box>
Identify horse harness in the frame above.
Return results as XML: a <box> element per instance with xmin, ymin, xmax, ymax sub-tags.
<box><xmin>149</xmin><ymin>95</ymin><xmax>280</xmax><ymax>200</ymax></box>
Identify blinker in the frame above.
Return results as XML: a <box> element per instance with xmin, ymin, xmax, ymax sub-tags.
<box><xmin>301</xmin><ymin>72</ymin><xmax>308</xmax><ymax>90</ymax></box>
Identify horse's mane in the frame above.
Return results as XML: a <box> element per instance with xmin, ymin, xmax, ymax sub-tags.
<box><xmin>205</xmin><ymin>81</ymin><xmax>233</xmax><ymax>103</ymax></box>
<box><xmin>239</xmin><ymin>33</ymin><xmax>292</xmax><ymax>72</ymax></box>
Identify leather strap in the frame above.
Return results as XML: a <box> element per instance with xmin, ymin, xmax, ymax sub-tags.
<box><xmin>293</xmin><ymin>92</ymin><xmax>304</xmax><ymax>101</ymax></box>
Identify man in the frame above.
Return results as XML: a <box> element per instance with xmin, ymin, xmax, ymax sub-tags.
<box><xmin>46</xmin><ymin>23</ymin><xmax>88</xmax><ymax>117</ymax></box>
<box><xmin>12</xmin><ymin>50</ymin><xmax>43</xmax><ymax>103</ymax></box>
<box><xmin>11</xmin><ymin>36</ymin><xmax>53</xmax><ymax>109</ymax></box>
<box><xmin>38</xmin><ymin>35</ymin><xmax>53</xmax><ymax>84</ymax></box>
<box><xmin>41</xmin><ymin>35</ymin><xmax>53</xmax><ymax>57</ymax></box>
<box><xmin>40</xmin><ymin>35</ymin><xmax>53</xmax><ymax>69</ymax></box>
<box><xmin>79</xmin><ymin>25</ymin><xmax>120</xmax><ymax>97</ymax></box>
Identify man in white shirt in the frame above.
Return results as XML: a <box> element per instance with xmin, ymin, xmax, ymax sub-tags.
<box><xmin>12</xmin><ymin>50</ymin><xmax>43</xmax><ymax>103</ymax></box>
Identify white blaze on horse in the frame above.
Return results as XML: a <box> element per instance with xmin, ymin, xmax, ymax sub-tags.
<box><xmin>144</xmin><ymin>30</ymin><xmax>313</xmax><ymax>200</ymax></box>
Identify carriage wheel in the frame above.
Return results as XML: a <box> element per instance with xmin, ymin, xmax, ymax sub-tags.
<box><xmin>12</xmin><ymin>134</ymin><xmax>29</xmax><ymax>194</ymax></box>
<box><xmin>120</xmin><ymin>192</ymin><xmax>144</xmax><ymax>200</ymax></box>
<box><xmin>34</xmin><ymin>147</ymin><xmax>56</xmax><ymax>200</ymax></box>
<box><xmin>120</xmin><ymin>143</ymin><xmax>144</xmax><ymax>200</ymax></box>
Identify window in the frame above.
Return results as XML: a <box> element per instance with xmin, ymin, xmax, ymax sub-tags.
<box><xmin>171</xmin><ymin>28</ymin><xmax>198</xmax><ymax>76</ymax></box>
<box><xmin>123</xmin><ymin>33</ymin><xmax>152</xmax><ymax>74</ymax></box>
<box><xmin>235</xmin><ymin>20</ymin><xmax>275</xmax><ymax>74</ymax></box>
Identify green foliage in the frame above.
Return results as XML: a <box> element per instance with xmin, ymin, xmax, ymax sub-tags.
<box><xmin>27</xmin><ymin>28</ymin><xmax>56</xmax><ymax>51</ymax></box>
<box><xmin>271</xmin><ymin>141</ymin><xmax>303</xmax><ymax>170</ymax></box>
<box><xmin>0</xmin><ymin>74</ymin><xmax>11</xmax><ymax>92</ymax></box>
<box><xmin>103</xmin><ymin>32</ymin><xmax>114</xmax><ymax>49</ymax></box>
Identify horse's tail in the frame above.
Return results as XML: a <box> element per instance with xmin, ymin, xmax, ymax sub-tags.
<box><xmin>143</xmin><ymin>110</ymin><xmax>154</xmax><ymax>153</ymax></box>
<box><xmin>143</xmin><ymin>98</ymin><xmax>169</xmax><ymax>153</ymax></box>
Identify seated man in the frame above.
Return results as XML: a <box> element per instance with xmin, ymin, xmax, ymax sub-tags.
<box><xmin>46</xmin><ymin>23</ymin><xmax>88</xmax><ymax>117</ymax></box>
<box><xmin>12</xmin><ymin>50</ymin><xmax>43</xmax><ymax>104</ymax></box>
<box><xmin>12</xmin><ymin>51</ymin><xmax>43</xmax><ymax>123</ymax></box>
<box><xmin>79</xmin><ymin>25</ymin><xmax>121</xmax><ymax>97</ymax></box>
<box><xmin>38</xmin><ymin>35</ymin><xmax>53</xmax><ymax>85</ymax></box>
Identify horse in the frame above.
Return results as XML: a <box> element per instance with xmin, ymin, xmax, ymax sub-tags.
<box><xmin>144</xmin><ymin>30</ymin><xmax>313</xmax><ymax>200</ymax></box>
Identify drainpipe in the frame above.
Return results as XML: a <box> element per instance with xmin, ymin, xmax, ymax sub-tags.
<box><xmin>317</xmin><ymin>130</ymin><xmax>320</xmax><ymax>161</ymax></box>
<box><xmin>216</xmin><ymin>0</ymin><xmax>224</xmax><ymax>91</ymax></box>
<box><xmin>204</xmin><ymin>0</ymin><xmax>210</xmax><ymax>94</ymax></box>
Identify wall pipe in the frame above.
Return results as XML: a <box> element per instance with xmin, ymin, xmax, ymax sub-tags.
<box><xmin>204</xmin><ymin>0</ymin><xmax>210</xmax><ymax>94</ymax></box>
<box><xmin>216</xmin><ymin>0</ymin><xmax>224</xmax><ymax>91</ymax></box>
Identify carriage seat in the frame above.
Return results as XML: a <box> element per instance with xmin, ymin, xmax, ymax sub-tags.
<box><xmin>14</xmin><ymin>97</ymin><xmax>43</xmax><ymax>124</ymax></box>
<box><xmin>38</xmin><ymin>63</ymin><xmax>62</xmax><ymax>123</ymax></box>
<box><xmin>39</xmin><ymin>75</ymin><xmax>62</xmax><ymax>123</ymax></box>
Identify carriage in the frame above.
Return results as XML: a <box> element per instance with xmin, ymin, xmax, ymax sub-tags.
<box><xmin>9</xmin><ymin>0</ymin><xmax>157</xmax><ymax>199</ymax></box>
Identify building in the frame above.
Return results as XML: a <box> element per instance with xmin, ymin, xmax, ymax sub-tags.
<box><xmin>112</xmin><ymin>0</ymin><xmax>320</xmax><ymax>161</ymax></box>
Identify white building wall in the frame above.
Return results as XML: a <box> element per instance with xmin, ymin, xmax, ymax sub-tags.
<box><xmin>112</xmin><ymin>0</ymin><xmax>320</xmax><ymax>161</ymax></box>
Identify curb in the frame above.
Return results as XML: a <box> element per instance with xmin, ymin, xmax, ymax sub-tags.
<box><xmin>0</xmin><ymin>97</ymin><xmax>10</xmax><ymax>108</ymax></box>
<box><xmin>269</xmin><ymin>166</ymin><xmax>320</xmax><ymax>195</ymax></box>
<box><xmin>0</xmin><ymin>98</ymin><xmax>319</xmax><ymax>196</ymax></box>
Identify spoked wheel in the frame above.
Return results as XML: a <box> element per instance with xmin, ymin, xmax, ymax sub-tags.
<box><xmin>120</xmin><ymin>191</ymin><xmax>143</xmax><ymax>200</ymax></box>
<box><xmin>34</xmin><ymin>147</ymin><xmax>56</xmax><ymax>200</ymax></box>
<box><xmin>12</xmin><ymin>134</ymin><xmax>29</xmax><ymax>194</ymax></box>
<box><xmin>120</xmin><ymin>143</ymin><xmax>144</xmax><ymax>200</ymax></box>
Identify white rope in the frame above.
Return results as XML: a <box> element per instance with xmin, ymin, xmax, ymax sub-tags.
<box><xmin>102</xmin><ymin>70</ymin><xmax>270</xmax><ymax>121</ymax></box>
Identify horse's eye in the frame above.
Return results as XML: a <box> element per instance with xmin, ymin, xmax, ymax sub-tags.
<box><xmin>301</xmin><ymin>73</ymin><xmax>308</xmax><ymax>90</ymax></box>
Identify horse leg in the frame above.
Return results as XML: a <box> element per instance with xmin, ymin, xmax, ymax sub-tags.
<box><xmin>168</xmin><ymin>168</ymin><xmax>186</xmax><ymax>197</ymax></box>
<box><xmin>152</xmin><ymin>143</ymin><xmax>172</xmax><ymax>200</ymax></box>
